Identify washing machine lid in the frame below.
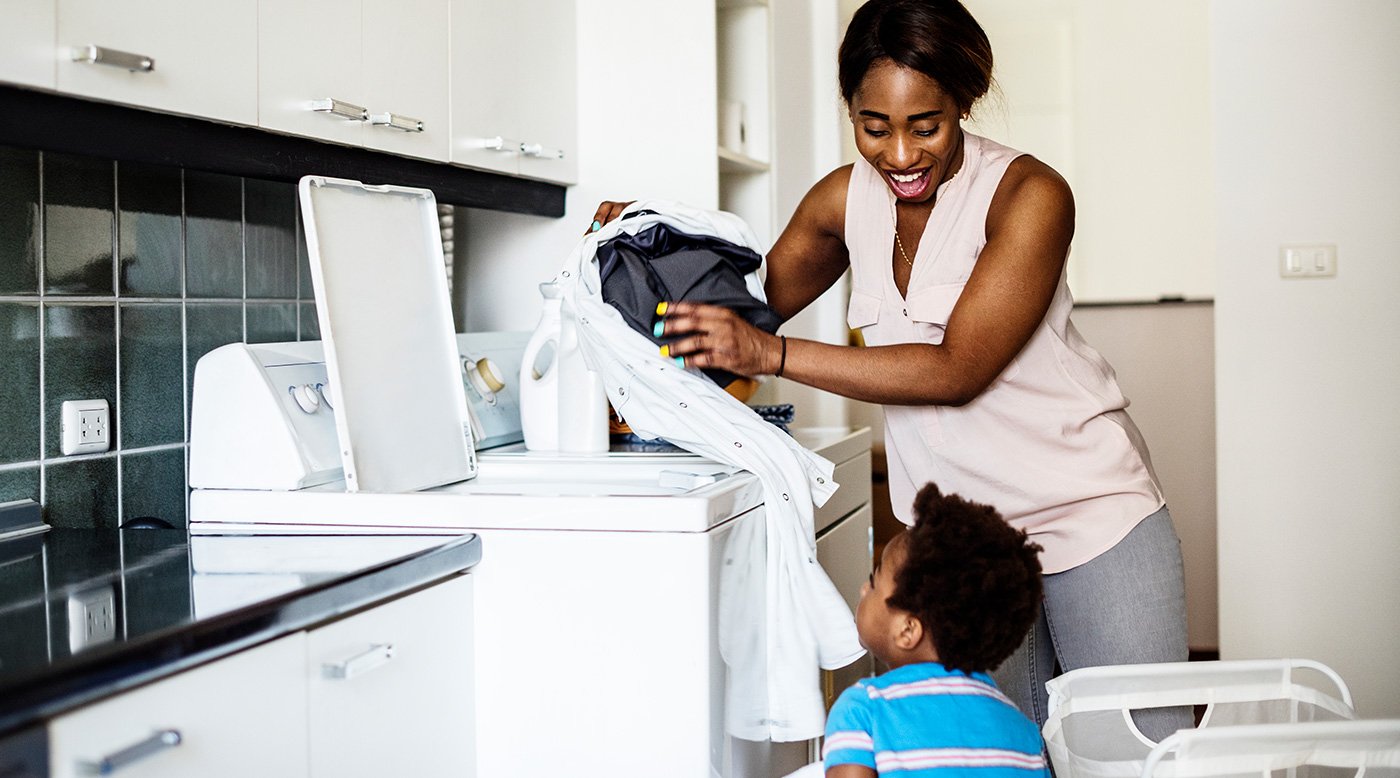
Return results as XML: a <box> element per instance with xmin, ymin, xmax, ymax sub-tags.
<box><xmin>299</xmin><ymin>176</ymin><xmax>477</xmax><ymax>494</ymax></box>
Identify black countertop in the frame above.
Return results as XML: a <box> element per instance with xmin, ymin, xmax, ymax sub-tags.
<box><xmin>0</xmin><ymin>529</ymin><xmax>481</xmax><ymax>738</ymax></box>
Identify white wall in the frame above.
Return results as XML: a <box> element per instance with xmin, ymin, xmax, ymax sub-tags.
<box><xmin>456</xmin><ymin>0</ymin><xmax>718</xmax><ymax>332</ymax></box>
<box><xmin>962</xmin><ymin>0</ymin><xmax>1215</xmax><ymax>303</ymax></box>
<box><xmin>1213</xmin><ymin>0</ymin><xmax>1400</xmax><ymax>717</ymax></box>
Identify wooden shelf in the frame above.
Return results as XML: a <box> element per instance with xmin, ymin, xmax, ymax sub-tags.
<box><xmin>717</xmin><ymin>146</ymin><xmax>770</xmax><ymax>173</ymax></box>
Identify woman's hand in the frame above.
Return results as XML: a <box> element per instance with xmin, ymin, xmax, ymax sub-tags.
<box><xmin>657</xmin><ymin>301</ymin><xmax>783</xmax><ymax>377</ymax></box>
<box><xmin>586</xmin><ymin>200</ymin><xmax>636</xmax><ymax>234</ymax></box>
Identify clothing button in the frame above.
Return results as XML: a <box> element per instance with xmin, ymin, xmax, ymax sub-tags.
<box><xmin>902</xmin><ymin>308</ymin><xmax>908</xmax><ymax>317</ymax></box>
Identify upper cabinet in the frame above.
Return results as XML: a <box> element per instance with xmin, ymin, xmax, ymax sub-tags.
<box><xmin>0</xmin><ymin>1</ymin><xmax>56</xmax><ymax>89</ymax></box>
<box><xmin>259</xmin><ymin>0</ymin><xmax>451</xmax><ymax>162</ymax></box>
<box><xmin>0</xmin><ymin>1</ymin><xmax>577</xmax><ymax>189</ymax></box>
<box><xmin>450</xmin><ymin>0</ymin><xmax>578</xmax><ymax>185</ymax></box>
<box><xmin>54</xmin><ymin>0</ymin><xmax>258</xmax><ymax>125</ymax></box>
<box><xmin>716</xmin><ymin>0</ymin><xmax>775</xmax><ymax>244</ymax></box>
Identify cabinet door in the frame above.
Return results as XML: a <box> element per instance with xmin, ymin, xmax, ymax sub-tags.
<box><xmin>307</xmin><ymin>574</ymin><xmax>475</xmax><ymax>778</ymax></box>
<box><xmin>449</xmin><ymin>0</ymin><xmax>522</xmax><ymax>176</ymax></box>
<box><xmin>0</xmin><ymin>0</ymin><xmax>56</xmax><ymax>89</ymax></box>
<box><xmin>259</xmin><ymin>0</ymin><xmax>365</xmax><ymax>148</ymax></box>
<box><xmin>360</xmin><ymin>0</ymin><xmax>450</xmax><ymax>162</ymax></box>
<box><xmin>512</xmin><ymin>0</ymin><xmax>577</xmax><ymax>184</ymax></box>
<box><xmin>817</xmin><ymin>504</ymin><xmax>875</xmax><ymax>708</ymax></box>
<box><xmin>48</xmin><ymin>634</ymin><xmax>308</xmax><ymax>778</ymax></box>
<box><xmin>54</xmin><ymin>0</ymin><xmax>257</xmax><ymax>125</ymax></box>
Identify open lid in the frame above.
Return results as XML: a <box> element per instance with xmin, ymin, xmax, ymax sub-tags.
<box><xmin>298</xmin><ymin>176</ymin><xmax>476</xmax><ymax>493</ymax></box>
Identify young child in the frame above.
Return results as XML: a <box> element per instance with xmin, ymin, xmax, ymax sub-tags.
<box><xmin>823</xmin><ymin>483</ymin><xmax>1048</xmax><ymax>777</ymax></box>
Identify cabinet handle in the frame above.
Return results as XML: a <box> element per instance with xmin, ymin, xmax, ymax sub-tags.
<box><xmin>474</xmin><ymin>136</ymin><xmax>521</xmax><ymax>154</ymax></box>
<box><xmin>87</xmin><ymin>729</ymin><xmax>182</xmax><ymax>775</ymax></box>
<box><xmin>520</xmin><ymin>142</ymin><xmax>565</xmax><ymax>160</ymax></box>
<box><xmin>71</xmin><ymin>45</ymin><xmax>155</xmax><ymax>73</ymax></box>
<box><xmin>368</xmin><ymin>112</ymin><xmax>425</xmax><ymax>132</ymax></box>
<box><xmin>322</xmin><ymin>643</ymin><xmax>395</xmax><ymax>680</ymax></box>
<box><xmin>310</xmin><ymin>98</ymin><xmax>368</xmax><ymax>121</ymax></box>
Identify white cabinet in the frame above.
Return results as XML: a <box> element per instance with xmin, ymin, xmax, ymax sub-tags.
<box><xmin>259</xmin><ymin>0</ymin><xmax>450</xmax><ymax>162</ymax></box>
<box><xmin>307</xmin><ymin>574</ymin><xmax>474</xmax><ymax>778</ymax></box>
<box><xmin>450</xmin><ymin>0</ymin><xmax>578</xmax><ymax>184</ymax></box>
<box><xmin>54</xmin><ymin>0</ymin><xmax>258</xmax><ymax>125</ymax></box>
<box><xmin>46</xmin><ymin>574</ymin><xmax>476</xmax><ymax>778</ymax></box>
<box><xmin>0</xmin><ymin>0</ymin><xmax>56</xmax><ymax>89</ymax></box>
<box><xmin>48</xmin><ymin>634</ymin><xmax>308</xmax><ymax>778</ymax></box>
<box><xmin>716</xmin><ymin>0</ymin><xmax>776</xmax><ymax>243</ymax></box>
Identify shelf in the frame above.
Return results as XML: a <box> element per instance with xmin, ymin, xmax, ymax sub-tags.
<box><xmin>717</xmin><ymin>0</ymin><xmax>768</xmax><ymax>8</ymax></box>
<box><xmin>717</xmin><ymin>146</ymin><xmax>770</xmax><ymax>174</ymax></box>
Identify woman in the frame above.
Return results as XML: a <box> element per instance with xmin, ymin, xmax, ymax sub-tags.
<box><xmin>593</xmin><ymin>0</ymin><xmax>1189</xmax><ymax>736</ymax></box>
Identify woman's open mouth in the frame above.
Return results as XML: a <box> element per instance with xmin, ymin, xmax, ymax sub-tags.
<box><xmin>885</xmin><ymin>168</ymin><xmax>932</xmax><ymax>199</ymax></box>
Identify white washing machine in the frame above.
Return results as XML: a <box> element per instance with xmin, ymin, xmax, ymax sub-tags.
<box><xmin>189</xmin><ymin>177</ymin><xmax>873</xmax><ymax>776</ymax></box>
<box><xmin>188</xmin><ymin>334</ymin><xmax>872</xmax><ymax>777</ymax></box>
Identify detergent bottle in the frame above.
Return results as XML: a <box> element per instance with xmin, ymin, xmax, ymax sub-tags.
<box><xmin>519</xmin><ymin>282</ymin><xmax>561</xmax><ymax>451</ymax></box>
<box><xmin>519</xmin><ymin>281</ymin><xmax>608</xmax><ymax>452</ymax></box>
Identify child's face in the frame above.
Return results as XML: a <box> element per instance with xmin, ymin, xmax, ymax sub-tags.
<box><xmin>855</xmin><ymin>532</ymin><xmax>911</xmax><ymax>667</ymax></box>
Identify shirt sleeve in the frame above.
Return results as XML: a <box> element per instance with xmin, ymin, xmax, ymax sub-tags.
<box><xmin>823</xmin><ymin>685</ymin><xmax>876</xmax><ymax>770</ymax></box>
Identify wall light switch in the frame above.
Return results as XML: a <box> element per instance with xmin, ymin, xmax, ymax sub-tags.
<box><xmin>1280</xmin><ymin>244</ymin><xmax>1337</xmax><ymax>279</ymax></box>
<box><xmin>60</xmin><ymin>399</ymin><xmax>111</xmax><ymax>455</ymax></box>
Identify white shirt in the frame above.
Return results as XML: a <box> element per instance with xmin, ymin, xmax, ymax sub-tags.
<box><xmin>554</xmin><ymin>200</ymin><xmax>865</xmax><ymax>742</ymax></box>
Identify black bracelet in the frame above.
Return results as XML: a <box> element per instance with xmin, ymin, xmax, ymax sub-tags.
<box><xmin>775</xmin><ymin>335</ymin><xmax>787</xmax><ymax>378</ymax></box>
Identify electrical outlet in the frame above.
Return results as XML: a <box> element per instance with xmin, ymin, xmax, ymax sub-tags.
<box><xmin>67</xmin><ymin>585</ymin><xmax>117</xmax><ymax>652</ymax></box>
<box><xmin>60</xmin><ymin>399</ymin><xmax>111</xmax><ymax>455</ymax></box>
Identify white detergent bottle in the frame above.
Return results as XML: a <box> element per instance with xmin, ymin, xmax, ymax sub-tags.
<box><xmin>519</xmin><ymin>282</ymin><xmax>562</xmax><ymax>451</ymax></box>
<box><xmin>555</xmin><ymin>296</ymin><xmax>609</xmax><ymax>453</ymax></box>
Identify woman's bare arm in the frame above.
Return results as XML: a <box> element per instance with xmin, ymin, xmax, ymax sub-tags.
<box><xmin>662</xmin><ymin>155</ymin><xmax>1074</xmax><ymax>406</ymax></box>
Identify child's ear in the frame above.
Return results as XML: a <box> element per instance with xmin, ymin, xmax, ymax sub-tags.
<box><xmin>894</xmin><ymin>613</ymin><xmax>924</xmax><ymax>651</ymax></box>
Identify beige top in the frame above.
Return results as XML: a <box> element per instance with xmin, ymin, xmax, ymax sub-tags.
<box><xmin>844</xmin><ymin>131</ymin><xmax>1163</xmax><ymax>574</ymax></box>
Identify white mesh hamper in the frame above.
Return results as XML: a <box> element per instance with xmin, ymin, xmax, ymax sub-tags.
<box><xmin>1142</xmin><ymin>719</ymin><xmax>1400</xmax><ymax>778</ymax></box>
<box><xmin>1042</xmin><ymin>660</ymin><xmax>1355</xmax><ymax>778</ymax></box>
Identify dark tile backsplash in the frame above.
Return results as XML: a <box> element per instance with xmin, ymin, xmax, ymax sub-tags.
<box><xmin>0</xmin><ymin>145</ymin><xmax>314</xmax><ymax>529</ymax></box>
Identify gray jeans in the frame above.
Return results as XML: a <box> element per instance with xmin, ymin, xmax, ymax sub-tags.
<box><xmin>991</xmin><ymin>506</ymin><xmax>1193</xmax><ymax>741</ymax></box>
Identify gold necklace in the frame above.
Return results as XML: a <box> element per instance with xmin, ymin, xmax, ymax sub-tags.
<box><xmin>891</xmin><ymin>168</ymin><xmax>961</xmax><ymax>267</ymax></box>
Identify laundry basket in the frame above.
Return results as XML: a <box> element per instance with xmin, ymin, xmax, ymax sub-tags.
<box><xmin>1043</xmin><ymin>659</ymin><xmax>1355</xmax><ymax>778</ymax></box>
<box><xmin>1142</xmin><ymin>719</ymin><xmax>1400</xmax><ymax>778</ymax></box>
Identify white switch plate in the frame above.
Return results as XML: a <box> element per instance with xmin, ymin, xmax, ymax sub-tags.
<box><xmin>1280</xmin><ymin>244</ymin><xmax>1337</xmax><ymax>278</ymax></box>
<box><xmin>60</xmin><ymin>399</ymin><xmax>111</xmax><ymax>455</ymax></box>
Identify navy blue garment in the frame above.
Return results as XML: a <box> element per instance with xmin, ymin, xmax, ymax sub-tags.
<box><xmin>597</xmin><ymin>218</ymin><xmax>782</xmax><ymax>389</ymax></box>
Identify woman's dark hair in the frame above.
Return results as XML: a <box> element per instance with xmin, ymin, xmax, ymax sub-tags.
<box><xmin>888</xmin><ymin>482</ymin><xmax>1043</xmax><ymax>674</ymax></box>
<box><xmin>839</xmin><ymin>0</ymin><xmax>994</xmax><ymax>115</ymax></box>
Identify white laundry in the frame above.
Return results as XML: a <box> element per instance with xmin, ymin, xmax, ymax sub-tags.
<box><xmin>553</xmin><ymin>200</ymin><xmax>866</xmax><ymax>742</ymax></box>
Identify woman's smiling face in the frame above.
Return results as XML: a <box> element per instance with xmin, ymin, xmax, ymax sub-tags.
<box><xmin>849</xmin><ymin>58</ymin><xmax>965</xmax><ymax>203</ymax></box>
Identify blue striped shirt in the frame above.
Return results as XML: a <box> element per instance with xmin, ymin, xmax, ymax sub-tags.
<box><xmin>823</xmin><ymin>662</ymin><xmax>1049</xmax><ymax>777</ymax></box>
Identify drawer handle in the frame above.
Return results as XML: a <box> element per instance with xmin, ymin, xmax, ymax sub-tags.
<box><xmin>368</xmin><ymin>112</ymin><xmax>424</xmax><ymax>132</ymax></box>
<box><xmin>474</xmin><ymin>136</ymin><xmax>521</xmax><ymax>154</ymax></box>
<box><xmin>323</xmin><ymin>643</ymin><xmax>395</xmax><ymax>680</ymax></box>
<box><xmin>310</xmin><ymin>98</ymin><xmax>368</xmax><ymax>121</ymax></box>
<box><xmin>520</xmin><ymin>142</ymin><xmax>564</xmax><ymax>160</ymax></box>
<box><xmin>88</xmin><ymin>729</ymin><xmax>182</xmax><ymax>775</ymax></box>
<box><xmin>71</xmin><ymin>45</ymin><xmax>155</xmax><ymax>73</ymax></box>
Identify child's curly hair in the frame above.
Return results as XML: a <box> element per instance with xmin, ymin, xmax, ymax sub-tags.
<box><xmin>887</xmin><ymin>482</ymin><xmax>1044</xmax><ymax>674</ymax></box>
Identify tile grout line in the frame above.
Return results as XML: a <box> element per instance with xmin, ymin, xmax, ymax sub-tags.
<box><xmin>114</xmin><ymin>158</ymin><xmax>124</xmax><ymax>528</ymax></box>
<box><xmin>36</xmin><ymin>150</ymin><xmax>46</xmax><ymax>507</ymax></box>
<box><xmin>182</xmin><ymin>168</ymin><xmax>191</xmax><ymax>527</ymax></box>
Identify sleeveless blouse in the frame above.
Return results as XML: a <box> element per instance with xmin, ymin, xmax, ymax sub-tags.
<box><xmin>844</xmin><ymin>131</ymin><xmax>1163</xmax><ymax>573</ymax></box>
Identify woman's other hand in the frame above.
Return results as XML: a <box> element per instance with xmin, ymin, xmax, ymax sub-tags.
<box><xmin>586</xmin><ymin>200</ymin><xmax>636</xmax><ymax>234</ymax></box>
<box><xmin>656</xmin><ymin>301</ymin><xmax>783</xmax><ymax>377</ymax></box>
